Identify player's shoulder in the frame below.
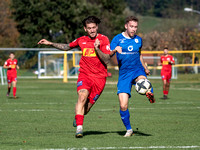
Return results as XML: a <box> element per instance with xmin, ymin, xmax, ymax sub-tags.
<box><xmin>6</xmin><ymin>58</ymin><xmax>11</xmax><ymax>62</ymax></box>
<box><xmin>134</xmin><ymin>35</ymin><xmax>142</xmax><ymax>41</ymax></box>
<box><xmin>76</xmin><ymin>36</ymin><xmax>87</xmax><ymax>41</ymax></box>
<box><xmin>112</xmin><ymin>33</ymin><xmax>124</xmax><ymax>41</ymax></box>
<box><xmin>97</xmin><ymin>34</ymin><xmax>109</xmax><ymax>40</ymax></box>
<box><xmin>115</xmin><ymin>33</ymin><xmax>124</xmax><ymax>38</ymax></box>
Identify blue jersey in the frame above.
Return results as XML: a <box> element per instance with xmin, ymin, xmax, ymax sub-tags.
<box><xmin>110</xmin><ymin>32</ymin><xmax>144</xmax><ymax>75</ymax></box>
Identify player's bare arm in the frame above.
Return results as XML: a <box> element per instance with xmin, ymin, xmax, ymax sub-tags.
<box><xmin>110</xmin><ymin>46</ymin><xmax>122</xmax><ymax>57</ymax></box>
<box><xmin>169</xmin><ymin>60</ymin><xmax>175</xmax><ymax>65</ymax></box>
<box><xmin>3</xmin><ymin>64</ymin><xmax>11</xmax><ymax>69</ymax></box>
<box><xmin>94</xmin><ymin>39</ymin><xmax>110</xmax><ymax>65</ymax></box>
<box><xmin>38</xmin><ymin>39</ymin><xmax>71</xmax><ymax>51</ymax></box>
<box><xmin>139</xmin><ymin>51</ymin><xmax>150</xmax><ymax>75</ymax></box>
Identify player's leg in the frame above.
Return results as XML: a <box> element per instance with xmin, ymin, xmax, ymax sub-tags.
<box><xmin>135</xmin><ymin>75</ymin><xmax>155</xmax><ymax>103</ymax></box>
<box><xmin>164</xmin><ymin>73</ymin><xmax>171</xmax><ymax>99</ymax></box>
<box><xmin>162</xmin><ymin>79</ymin><xmax>168</xmax><ymax>99</ymax></box>
<box><xmin>161</xmin><ymin>72</ymin><xmax>168</xmax><ymax>99</ymax></box>
<box><xmin>117</xmin><ymin>74</ymin><xmax>133</xmax><ymax>137</ymax></box>
<box><xmin>119</xmin><ymin>93</ymin><xmax>133</xmax><ymax>137</ymax></box>
<box><xmin>75</xmin><ymin>89</ymin><xmax>89</xmax><ymax>138</ymax></box>
<box><xmin>7</xmin><ymin>76</ymin><xmax>12</xmax><ymax>96</ymax></box>
<box><xmin>12</xmin><ymin>80</ymin><xmax>17</xmax><ymax>99</ymax></box>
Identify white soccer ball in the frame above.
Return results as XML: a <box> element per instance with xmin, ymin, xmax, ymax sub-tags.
<box><xmin>135</xmin><ymin>79</ymin><xmax>152</xmax><ymax>95</ymax></box>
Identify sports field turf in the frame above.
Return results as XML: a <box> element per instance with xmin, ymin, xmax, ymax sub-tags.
<box><xmin>0</xmin><ymin>74</ymin><xmax>200</xmax><ymax>150</ymax></box>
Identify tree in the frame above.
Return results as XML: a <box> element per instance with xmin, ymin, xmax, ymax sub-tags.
<box><xmin>11</xmin><ymin>0</ymin><xmax>126</xmax><ymax>68</ymax></box>
<box><xmin>0</xmin><ymin>0</ymin><xmax>19</xmax><ymax>47</ymax></box>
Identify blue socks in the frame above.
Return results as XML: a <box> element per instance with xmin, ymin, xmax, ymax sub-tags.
<box><xmin>120</xmin><ymin>109</ymin><xmax>132</xmax><ymax>130</ymax></box>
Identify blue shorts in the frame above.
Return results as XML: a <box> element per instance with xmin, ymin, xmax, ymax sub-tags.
<box><xmin>117</xmin><ymin>69</ymin><xmax>147</xmax><ymax>98</ymax></box>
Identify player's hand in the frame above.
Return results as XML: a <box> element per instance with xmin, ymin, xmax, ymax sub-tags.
<box><xmin>8</xmin><ymin>65</ymin><xmax>11</xmax><ymax>68</ymax></box>
<box><xmin>94</xmin><ymin>39</ymin><xmax>100</xmax><ymax>49</ymax></box>
<box><xmin>37</xmin><ymin>39</ymin><xmax>52</xmax><ymax>45</ymax></box>
<box><xmin>115</xmin><ymin>46</ymin><xmax>122</xmax><ymax>53</ymax></box>
<box><xmin>145</xmin><ymin>68</ymin><xmax>150</xmax><ymax>75</ymax></box>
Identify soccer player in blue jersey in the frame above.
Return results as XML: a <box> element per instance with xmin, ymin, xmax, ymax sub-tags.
<box><xmin>110</xmin><ymin>16</ymin><xmax>155</xmax><ymax>137</ymax></box>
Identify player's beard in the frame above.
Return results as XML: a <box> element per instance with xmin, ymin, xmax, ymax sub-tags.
<box><xmin>128</xmin><ymin>31</ymin><xmax>136</xmax><ymax>38</ymax></box>
<box><xmin>89</xmin><ymin>32</ymin><xmax>97</xmax><ymax>39</ymax></box>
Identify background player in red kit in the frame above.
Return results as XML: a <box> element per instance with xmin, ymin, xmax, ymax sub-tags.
<box><xmin>3</xmin><ymin>52</ymin><xmax>19</xmax><ymax>99</ymax></box>
<box><xmin>38</xmin><ymin>16</ymin><xmax>112</xmax><ymax>138</ymax></box>
<box><xmin>160</xmin><ymin>47</ymin><xmax>175</xmax><ymax>99</ymax></box>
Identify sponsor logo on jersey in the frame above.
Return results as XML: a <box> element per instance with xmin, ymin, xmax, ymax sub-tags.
<box><xmin>11</xmin><ymin>65</ymin><xmax>16</xmax><ymax>69</ymax></box>
<box><xmin>163</xmin><ymin>61</ymin><xmax>169</xmax><ymax>65</ymax></box>
<box><xmin>77</xmin><ymin>81</ymin><xmax>83</xmax><ymax>87</ymax></box>
<box><xmin>93</xmin><ymin>94</ymin><xmax>99</xmax><ymax>101</ymax></box>
<box><xmin>82</xmin><ymin>42</ymin><xmax>86</xmax><ymax>44</ymax></box>
<box><xmin>83</xmin><ymin>48</ymin><xmax>96</xmax><ymax>57</ymax></box>
<box><xmin>106</xmin><ymin>45</ymin><xmax>110</xmax><ymax>51</ymax></box>
<box><xmin>135</xmin><ymin>38</ymin><xmax>139</xmax><ymax>43</ymax></box>
<box><xmin>128</xmin><ymin>45</ymin><xmax>133</xmax><ymax>51</ymax></box>
<box><xmin>119</xmin><ymin>38</ymin><xmax>126</xmax><ymax>43</ymax></box>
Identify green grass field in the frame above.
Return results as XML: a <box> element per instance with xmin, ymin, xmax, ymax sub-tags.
<box><xmin>0</xmin><ymin>74</ymin><xmax>200</xmax><ymax>150</ymax></box>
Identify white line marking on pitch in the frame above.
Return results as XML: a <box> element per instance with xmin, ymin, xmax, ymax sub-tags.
<box><xmin>0</xmin><ymin>107</ymin><xmax>199</xmax><ymax>112</ymax></box>
<box><xmin>24</xmin><ymin>145</ymin><xmax>200</xmax><ymax>150</ymax></box>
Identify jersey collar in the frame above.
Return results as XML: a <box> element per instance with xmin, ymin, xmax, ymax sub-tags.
<box><xmin>122</xmin><ymin>32</ymin><xmax>136</xmax><ymax>39</ymax></box>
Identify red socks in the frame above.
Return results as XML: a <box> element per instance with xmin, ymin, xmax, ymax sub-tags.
<box><xmin>13</xmin><ymin>87</ymin><xmax>17</xmax><ymax>96</ymax></box>
<box><xmin>75</xmin><ymin>114</ymin><xmax>84</xmax><ymax>126</ymax></box>
<box><xmin>163</xmin><ymin>90</ymin><xmax>168</xmax><ymax>95</ymax></box>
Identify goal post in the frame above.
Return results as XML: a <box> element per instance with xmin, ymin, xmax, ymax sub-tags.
<box><xmin>37</xmin><ymin>50</ymin><xmax>81</xmax><ymax>80</ymax></box>
<box><xmin>63</xmin><ymin>52</ymin><xmax>68</xmax><ymax>83</ymax></box>
<box><xmin>0</xmin><ymin>66</ymin><xmax>7</xmax><ymax>85</ymax></box>
<box><xmin>37</xmin><ymin>50</ymin><xmax>200</xmax><ymax>81</ymax></box>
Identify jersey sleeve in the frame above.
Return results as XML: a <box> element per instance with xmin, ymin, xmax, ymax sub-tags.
<box><xmin>160</xmin><ymin>56</ymin><xmax>163</xmax><ymax>64</ymax></box>
<box><xmin>100</xmin><ymin>36</ymin><xmax>110</xmax><ymax>54</ymax></box>
<box><xmin>69</xmin><ymin>38</ymin><xmax>79</xmax><ymax>48</ymax></box>
<box><xmin>4</xmin><ymin>60</ymin><xmax>9</xmax><ymax>66</ymax></box>
<box><xmin>171</xmin><ymin>56</ymin><xmax>175</xmax><ymax>63</ymax></box>
<box><xmin>139</xmin><ymin>38</ymin><xmax>143</xmax><ymax>50</ymax></box>
<box><xmin>110</xmin><ymin>35</ymin><xmax>119</xmax><ymax>51</ymax></box>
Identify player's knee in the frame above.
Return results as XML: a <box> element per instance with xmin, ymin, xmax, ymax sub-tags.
<box><xmin>120</xmin><ymin>104</ymin><xmax>128</xmax><ymax>111</ymax></box>
<box><xmin>78</xmin><ymin>93</ymin><xmax>88</xmax><ymax>104</ymax></box>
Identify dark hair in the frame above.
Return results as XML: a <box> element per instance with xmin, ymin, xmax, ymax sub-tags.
<box><xmin>125</xmin><ymin>16</ymin><xmax>139</xmax><ymax>24</ymax></box>
<box><xmin>9</xmin><ymin>52</ymin><xmax>15</xmax><ymax>55</ymax></box>
<box><xmin>164</xmin><ymin>47</ymin><xmax>168</xmax><ymax>50</ymax></box>
<box><xmin>82</xmin><ymin>16</ymin><xmax>101</xmax><ymax>27</ymax></box>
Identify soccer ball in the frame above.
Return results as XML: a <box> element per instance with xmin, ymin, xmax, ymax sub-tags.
<box><xmin>135</xmin><ymin>79</ymin><xmax>152</xmax><ymax>95</ymax></box>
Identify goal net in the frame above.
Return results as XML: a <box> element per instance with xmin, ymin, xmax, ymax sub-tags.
<box><xmin>37</xmin><ymin>50</ymin><xmax>81</xmax><ymax>79</ymax></box>
<box><xmin>0</xmin><ymin>66</ymin><xmax>7</xmax><ymax>85</ymax></box>
<box><xmin>38</xmin><ymin>51</ymin><xmax>177</xmax><ymax>80</ymax></box>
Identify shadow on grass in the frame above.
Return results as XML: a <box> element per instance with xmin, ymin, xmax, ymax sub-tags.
<box><xmin>117</xmin><ymin>130</ymin><xmax>152</xmax><ymax>136</ymax></box>
<box><xmin>8</xmin><ymin>96</ymin><xmax>20</xmax><ymax>99</ymax></box>
<box><xmin>83</xmin><ymin>130</ymin><xmax>152</xmax><ymax>137</ymax></box>
<box><xmin>84</xmin><ymin>131</ymin><xmax>109</xmax><ymax>136</ymax></box>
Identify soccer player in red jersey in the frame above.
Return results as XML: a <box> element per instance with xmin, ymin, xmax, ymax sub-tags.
<box><xmin>3</xmin><ymin>52</ymin><xmax>19</xmax><ymax>99</ymax></box>
<box><xmin>160</xmin><ymin>47</ymin><xmax>175</xmax><ymax>99</ymax></box>
<box><xmin>38</xmin><ymin>16</ymin><xmax>114</xmax><ymax>138</ymax></box>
